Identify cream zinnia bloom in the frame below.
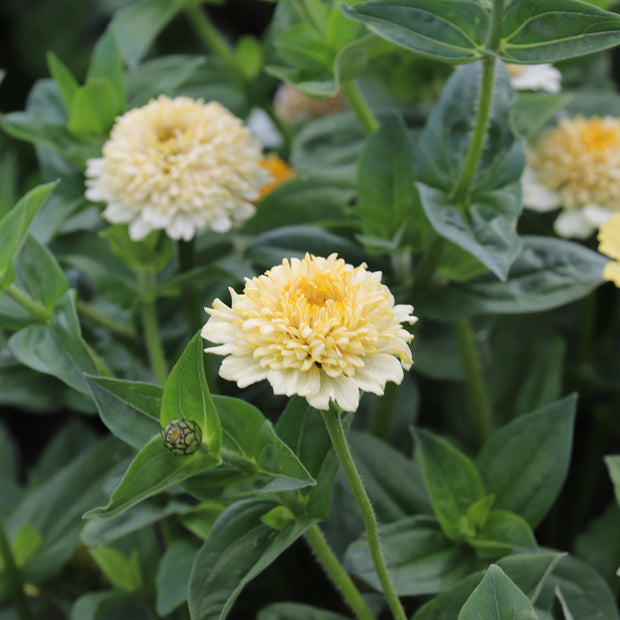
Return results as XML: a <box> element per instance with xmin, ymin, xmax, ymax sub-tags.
<box><xmin>598</xmin><ymin>213</ymin><xmax>620</xmax><ymax>286</ymax></box>
<box><xmin>85</xmin><ymin>95</ymin><xmax>271</xmax><ymax>241</ymax></box>
<box><xmin>202</xmin><ymin>253</ymin><xmax>417</xmax><ymax>412</ymax></box>
<box><xmin>523</xmin><ymin>116</ymin><xmax>620</xmax><ymax>239</ymax></box>
<box><xmin>505</xmin><ymin>63</ymin><xmax>562</xmax><ymax>93</ymax></box>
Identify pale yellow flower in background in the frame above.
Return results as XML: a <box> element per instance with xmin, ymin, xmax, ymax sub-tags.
<box><xmin>505</xmin><ymin>63</ymin><xmax>562</xmax><ymax>93</ymax></box>
<box><xmin>202</xmin><ymin>253</ymin><xmax>417</xmax><ymax>412</ymax></box>
<box><xmin>85</xmin><ymin>95</ymin><xmax>271</xmax><ymax>241</ymax></box>
<box><xmin>274</xmin><ymin>84</ymin><xmax>348</xmax><ymax>124</ymax></box>
<box><xmin>598</xmin><ymin>213</ymin><xmax>620</xmax><ymax>286</ymax></box>
<box><xmin>522</xmin><ymin>116</ymin><xmax>620</xmax><ymax>239</ymax></box>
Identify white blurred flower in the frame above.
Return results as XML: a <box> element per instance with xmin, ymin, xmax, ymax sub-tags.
<box><xmin>85</xmin><ymin>95</ymin><xmax>271</xmax><ymax>241</ymax></box>
<box><xmin>522</xmin><ymin>116</ymin><xmax>620</xmax><ymax>239</ymax></box>
<box><xmin>505</xmin><ymin>63</ymin><xmax>562</xmax><ymax>94</ymax></box>
<box><xmin>202</xmin><ymin>253</ymin><xmax>416</xmax><ymax>412</ymax></box>
<box><xmin>246</xmin><ymin>108</ymin><xmax>283</xmax><ymax>150</ymax></box>
<box><xmin>274</xmin><ymin>84</ymin><xmax>348</xmax><ymax>124</ymax></box>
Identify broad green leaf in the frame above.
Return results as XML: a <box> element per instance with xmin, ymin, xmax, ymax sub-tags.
<box><xmin>458</xmin><ymin>564</ymin><xmax>538</xmax><ymax>619</ymax></box>
<box><xmin>469</xmin><ymin>510</ymin><xmax>537</xmax><ymax>559</ymax></box>
<box><xmin>85</xmin><ymin>376</ymin><xmax>161</xmax><ymax>450</ymax></box>
<box><xmin>183</xmin><ymin>395</ymin><xmax>316</xmax><ymax>499</ymax></box>
<box><xmin>46</xmin><ymin>52</ymin><xmax>79</xmax><ymax>113</ymax></box>
<box><xmin>412</xmin><ymin>428</ymin><xmax>485</xmax><ymax>541</ymax></box>
<box><xmin>110</xmin><ymin>0</ymin><xmax>187</xmax><ymax>65</ymax></box>
<box><xmin>89</xmin><ymin>547</ymin><xmax>142</xmax><ymax>592</ymax></box>
<box><xmin>244</xmin><ymin>177</ymin><xmax>353</xmax><ymax>234</ymax></box>
<box><xmin>413</xmin><ymin>552</ymin><xmax>563</xmax><ymax>620</ymax></box>
<box><xmin>156</xmin><ymin>539</ymin><xmax>200</xmax><ymax>616</ymax></box>
<box><xmin>275</xmin><ymin>25</ymin><xmax>333</xmax><ymax>72</ymax></box>
<box><xmin>0</xmin><ymin>182</ymin><xmax>57</xmax><ymax>291</ymax></box>
<box><xmin>161</xmin><ymin>333</ymin><xmax>222</xmax><ymax>459</ymax></box>
<box><xmin>357</xmin><ymin>113</ymin><xmax>428</xmax><ymax>251</ymax></box>
<box><xmin>188</xmin><ymin>498</ymin><xmax>317</xmax><ymax>620</ymax></box>
<box><xmin>341</xmin><ymin>0</ymin><xmax>488</xmax><ymax>63</ymax></box>
<box><xmin>476</xmin><ymin>395</ymin><xmax>576</xmax><ymax>528</ymax></box>
<box><xmin>87</xmin><ymin>28</ymin><xmax>126</xmax><ymax>112</ymax></box>
<box><xmin>419</xmin><ymin>183</ymin><xmax>522</xmax><ymax>281</ymax></box>
<box><xmin>84</xmin><ymin>435</ymin><xmax>219</xmax><ymax>519</ymax></box>
<box><xmin>67</xmin><ymin>79</ymin><xmax>121</xmax><ymax>137</ymax></box>
<box><xmin>416</xmin><ymin>236</ymin><xmax>607</xmax><ymax>319</ymax></box>
<box><xmin>416</xmin><ymin>62</ymin><xmax>525</xmax><ymax>194</ymax></box>
<box><xmin>258</xmin><ymin>603</ymin><xmax>349</xmax><ymax>619</ymax></box>
<box><xmin>500</xmin><ymin>0</ymin><xmax>620</xmax><ymax>63</ymax></box>
<box><xmin>344</xmin><ymin>515</ymin><xmax>482</xmax><ymax>595</ymax></box>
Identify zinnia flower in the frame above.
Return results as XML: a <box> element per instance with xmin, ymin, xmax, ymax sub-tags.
<box><xmin>274</xmin><ymin>84</ymin><xmax>348</xmax><ymax>124</ymax></box>
<box><xmin>257</xmin><ymin>153</ymin><xmax>295</xmax><ymax>199</ymax></box>
<box><xmin>202</xmin><ymin>253</ymin><xmax>417</xmax><ymax>412</ymax></box>
<box><xmin>85</xmin><ymin>95</ymin><xmax>271</xmax><ymax>241</ymax></box>
<box><xmin>523</xmin><ymin>116</ymin><xmax>620</xmax><ymax>239</ymax></box>
<box><xmin>598</xmin><ymin>213</ymin><xmax>620</xmax><ymax>286</ymax></box>
<box><xmin>505</xmin><ymin>63</ymin><xmax>562</xmax><ymax>93</ymax></box>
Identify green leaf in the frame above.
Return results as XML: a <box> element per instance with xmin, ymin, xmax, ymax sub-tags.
<box><xmin>161</xmin><ymin>333</ymin><xmax>222</xmax><ymax>459</ymax></box>
<box><xmin>70</xmin><ymin>591</ymin><xmax>138</xmax><ymax>620</ymax></box>
<box><xmin>275</xmin><ymin>25</ymin><xmax>333</xmax><ymax>72</ymax></box>
<box><xmin>344</xmin><ymin>515</ymin><xmax>482</xmax><ymax>596</ymax></box>
<box><xmin>458</xmin><ymin>564</ymin><xmax>539</xmax><ymax>619</ymax></box>
<box><xmin>476</xmin><ymin>395</ymin><xmax>576</xmax><ymax>528</ymax></box>
<box><xmin>357</xmin><ymin>113</ymin><xmax>428</xmax><ymax>251</ymax></box>
<box><xmin>0</xmin><ymin>182</ymin><xmax>57</xmax><ymax>291</ymax></box>
<box><xmin>188</xmin><ymin>498</ymin><xmax>317</xmax><ymax>620</ymax></box>
<box><xmin>46</xmin><ymin>52</ymin><xmax>79</xmax><ymax>113</ymax></box>
<box><xmin>85</xmin><ymin>376</ymin><xmax>162</xmax><ymax>450</ymax></box>
<box><xmin>340</xmin><ymin>0</ymin><xmax>488</xmax><ymax>63</ymax></box>
<box><xmin>512</xmin><ymin>92</ymin><xmax>573</xmax><ymax>140</ymax></box>
<box><xmin>258</xmin><ymin>603</ymin><xmax>349</xmax><ymax>619</ymax></box>
<box><xmin>182</xmin><ymin>396</ymin><xmax>316</xmax><ymax>500</ymax></box>
<box><xmin>100</xmin><ymin>225</ymin><xmax>173</xmax><ymax>274</ymax></box>
<box><xmin>413</xmin><ymin>552</ymin><xmax>563</xmax><ymax>620</ymax></box>
<box><xmin>8</xmin><ymin>291</ymin><xmax>99</xmax><ymax>394</ymax></box>
<box><xmin>89</xmin><ymin>547</ymin><xmax>143</xmax><ymax>592</ymax></box>
<box><xmin>11</xmin><ymin>524</ymin><xmax>43</xmax><ymax>567</ymax></box>
<box><xmin>412</xmin><ymin>428</ymin><xmax>485</xmax><ymax>541</ymax></box>
<box><xmin>156</xmin><ymin>539</ymin><xmax>200</xmax><ymax>616</ymax></box>
<box><xmin>236</xmin><ymin>36</ymin><xmax>263</xmax><ymax>80</ymax></box>
<box><xmin>469</xmin><ymin>510</ymin><xmax>537</xmax><ymax>559</ymax></box>
<box><xmin>84</xmin><ymin>435</ymin><xmax>220</xmax><ymax>519</ymax></box>
<box><xmin>419</xmin><ymin>183</ymin><xmax>522</xmax><ymax>281</ymax></box>
<box><xmin>178</xmin><ymin>503</ymin><xmax>226</xmax><ymax>541</ymax></box>
<box><xmin>67</xmin><ymin>79</ymin><xmax>121</xmax><ymax>137</ymax></box>
<box><xmin>416</xmin><ymin>63</ymin><xmax>525</xmax><ymax>194</ymax></box>
<box><xmin>110</xmin><ymin>0</ymin><xmax>187</xmax><ymax>65</ymax></box>
<box><xmin>499</xmin><ymin>0</ymin><xmax>620</xmax><ymax>63</ymax></box>
<box><xmin>260</xmin><ymin>505</ymin><xmax>296</xmax><ymax>530</ymax></box>
<box><xmin>417</xmin><ymin>236</ymin><xmax>607</xmax><ymax>320</ymax></box>
<box><xmin>87</xmin><ymin>28</ymin><xmax>126</xmax><ymax>112</ymax></box>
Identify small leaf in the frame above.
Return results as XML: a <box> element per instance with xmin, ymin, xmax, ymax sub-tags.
<box><xmin>67</xmin><ymin>79</ymin><xmax>121</xmax><ymax>137</ymax></box>
<box><xmin>260</xmin><ymin>505</ymin><xmax>296</xmax><ymax>530</ymax></box>
<box><xmin>46</xmin><ymin>52</ymin><xmax>79</xmax><ymax>113</ymax></box>
<box><xmin>500</xmin><ymin>0</ymin><xmax>620</xmax><ymax>63</ymax></box>
<box><xmin>476</xmin><ymin>395</ymin><xmax>577</xmax><ymax>528</ymax></box>
<box><xmin>12</xmin><ymin>524</ymin><xmax>43</xmax><ymax>567</ymax></box>
<box><xmin>341</xmin><ymin>0</ymin><xmax>488</xmax><ymax>63</ymax></box>
<box><xmin>469</xmin><ymin>510</ymin><xmax>537</xmax><ymax>559</ymax></box>
<box><xmin>458</xmin><ymin>564</ymin><xmax>539</xmax><ymax>619</ymax></box>
<box><xmin>89</xmin><ymin>547</ymin><xmax>142</xmax><ymax>592</ymax></box>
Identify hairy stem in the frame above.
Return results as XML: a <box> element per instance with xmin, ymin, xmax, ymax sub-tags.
<box><xmin>341</xmin><ymin>80</ymin><xmax>379</xmax><ymax>135</ymax></box>
<box><xmin>138</xmin><ymin>272</ymin><xmax>168</xmax><ymax>385</ymax></box>
<box><xmin>5</xmin><ymin>284</ymin><xmax>51</xmax><ymax>323</ymax></box>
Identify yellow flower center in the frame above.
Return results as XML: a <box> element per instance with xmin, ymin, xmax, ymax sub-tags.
<box><xmin>578</xmin><ymin>119</ymin><xmax>620</xmax><ymax>152</ymax></box>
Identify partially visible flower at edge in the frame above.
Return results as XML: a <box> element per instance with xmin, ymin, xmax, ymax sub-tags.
<box><xmin>85</xmin><ymin>95</ymin><xmax>272</xmax><ymax>242</ymax></box>
<box><xmin>257</xmin><ymin>153</ymin><xmax>295</xmax><ymax>199</ymax></box>
<box><xmin>522</xmin><ymin>115</ymin><xmax>620</xmax><ymax>239</ymax></box>
<box><xmin>598</xmin><ymin>213</ymin><xmax>620</xmax><ymax>286</ymax></box>
<box><xmin>202</xmin><ymin>253</ymin><xmax>417</xmax><ymax>412</ymax></box>
<box><xmin>274</xmin><ymin>83</ymin><xmax>348</xmax><ymax>124</ymax></box>
<box><xmin>505</xmin><ymin>63</ymin><xmax>562</xmax><ymax>94</ymax></box>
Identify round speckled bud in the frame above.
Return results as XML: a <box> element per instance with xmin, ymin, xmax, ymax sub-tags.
<box><xmin>161</xmin><ymin>418</ymin><xmax>203</xmax><ymax>456</ymax></box>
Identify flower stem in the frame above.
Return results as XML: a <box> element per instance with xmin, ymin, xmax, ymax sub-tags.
<box><xmin>304</xmin><ymin>524</ymin><xmax>376</xmax><ymax>620</ymax></box>
<box><xmin>177</xmin><ymin>239</ymin><xmax>203</xmax><ymax>336</ymax></box>
<box><xmin>185</xmin><ymin>2</ymin><xmax>239</xmax><ymax>77</ymax></box>
<box><xmin>452</xmin><ymin>317</ymin><xmax>493</xmax><ymax>446</ymax></box>
<box><xmin>0</xmin><ymin>517</ymin><xmax>33</xmax><ymax>620</ymax></box>
<box><xmin>341</xmin><ymin>80</ymin><xmax>379</xmax><ymax>135</ymax></box>
<box><xmin>138</xmin><ymin>272</ymin><xmax>168</xmax><ymax>385</ymax></box>
<box><xmin>321</xmin><ymin>408</ymin><xmax>406</xmax><ymax>620</ymax></box>
<box><xmin>4</xmin><ymin>284</ymin><xmax>51</xmax><ymax>323</ymax></box>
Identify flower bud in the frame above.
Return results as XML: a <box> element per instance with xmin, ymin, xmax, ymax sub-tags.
<box><xmin>161</xmin><ymin>418</ymin><xmax>202</xmax><ymax>456</ymax></box>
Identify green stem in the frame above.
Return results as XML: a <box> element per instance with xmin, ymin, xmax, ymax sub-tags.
<box><xmin>304</xmin><ymin>525</ymin><xmax>376</xmax><ymax>620</ymax></box>
<box><xmin>321</xmin><ymin>409</ymin><xmax>406</xmax><ymax>620</ymax></box>
<box><xmin>76</xmin><ymin>299</ymin><xmax>137</xmax><ymax>341</ymax></box>
<box><xmin>138</xmin><ymin>272</ymin><xmax>168</xmax><ymax>385</ymax></box>
<box><xmin>0</xmin><ymin>517</ymin><xmax>33</xmax><ymax>620</ymax></box>
<box><xmin>178</xmin><ymin>240</ymin><xmax>203</xmax><ymax>336</ymax></box>
<box><xmin>5</xmin><ymin>284</ymin><xmax>51</xmax><ymax>323</ymax></box>
<box><xmin>185</xmin><ymin>3</ymin><xmax>239</xmax><ymax>77</ymax></box>
<box><xmin>341</xmin><ymin>80</ymin><xmax>379</xmax><ymax>135</ymax></box>
<box><xmin>452</xmin><ymin>318</ymin><xmax>493</xmax><ymax>446</ymax></box>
